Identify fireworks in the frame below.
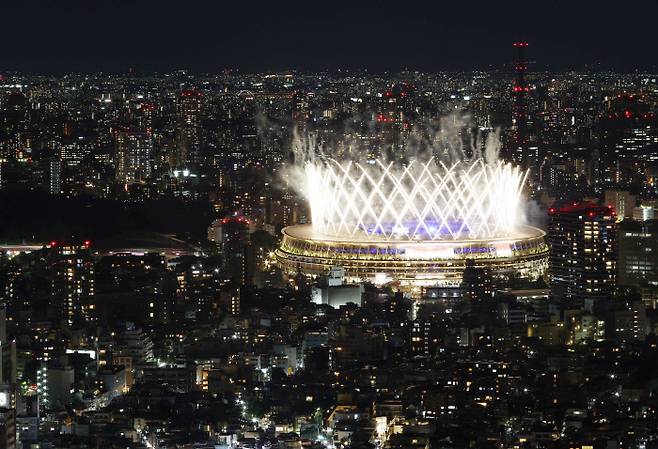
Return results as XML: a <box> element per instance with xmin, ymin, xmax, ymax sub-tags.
<box><xmin>305</xmin><ymin>157</ymin><xmax>528</xmax><ymax>241</ymax></box>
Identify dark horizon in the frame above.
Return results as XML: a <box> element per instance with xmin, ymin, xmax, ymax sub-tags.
<box><xmin>2</xmin><ymin>1</ymin><xmax>658</xmax><ymax>74</ymax></box>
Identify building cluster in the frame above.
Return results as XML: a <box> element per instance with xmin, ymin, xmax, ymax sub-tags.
<box><xmin>0</xmin><ymin>69</ymin><xmax>657</xmax><ymax>205</ymax></box>
<box><xmin>0</xmin><ymin>66</ymin><xmax>657</xmax><ymax>448</ymax></box>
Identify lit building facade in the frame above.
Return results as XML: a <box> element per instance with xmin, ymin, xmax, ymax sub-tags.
<box><xmin>175</xmin><ymin>90</ymin><xmax>203</xmax><ymax>168</ymax></box>
<box><xmin>549</xmin><ymin>202</ymin><xmax>617</xmax><ymax>305</ymax></box>
<box><xmin>618</xmin><ymin>220</ymin><xmax>658</xmax><ymax>287</ymax></box>
<box><xmin>50</xmin><ymin>242</ymin><xmax>95</xmax><ymax>326</ymax></box>
<box><xmin>617</xmin><ymin>220</ymin><xmax>658</xmax><ymax>307</ymax></box>
<box><xmin>115</xmin><ymin>130</ymin><xmax>152</xmax><ymax>185</ymax></box>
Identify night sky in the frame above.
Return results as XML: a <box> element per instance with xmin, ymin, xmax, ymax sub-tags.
<box><xmin>2</xmin><ymin>1</ymin><xmax>657</xmax><ymax>73</ymax></box>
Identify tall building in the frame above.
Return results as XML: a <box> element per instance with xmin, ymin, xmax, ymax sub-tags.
<box><xmin>604</xmin><ymin>190</ymin><xmax>636</xmax><ymax>220</ymax></box>
<box><xmin>549</xmin><ymin>202</ymin><xmax>617</xmax><ymax>306</ymax></box>
<box><xmin>174</xmin><ymin>90</ymin><xmax>203</xmax><ymax>168</ymax></box>
<box><xmin>217</xmin><ymin>216</ymin><xmax>254</xmax><ymax>286</ymax></box>
<box><xmin>137</xmin><ymin>102</ymin><xmax>156</xmax><ymax>132</ymax></box>
<box><xmin>377</xmin><ymin>82</ymin><xmax>413</xmax><ymax>159</ymax></box>
<box><xmin>50</xmin><ymin>242</ymin><xmax>95</xmax><ymax>326</ymax></box>
<box><xmin>618</xmin><ymin>220</ymin><xmax>658</xmax><ymax>287</ymax></box>
<box><xmin>48</xmin><ymin>157</ymin><xmax>61</xmax><ymax>195</ymax></box>
<box><xmin>115</xmin><ymin>130</ymin><xmax>153</xmax><ymax>185</ymax></box>
<box><xmin>511</xmin><ymin>42</ymin><xmax>531</xmax><ymax>167</ymax></box>
<box><xmin>617</xmin><ymin>220</ymin><xmax>658</xmax><ymax>307</ymax></box>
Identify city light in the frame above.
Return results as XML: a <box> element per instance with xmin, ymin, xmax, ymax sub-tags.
<box><xmin>0</xmin><ymin>15</ymin><xmax>652</xmax><ymax>446</ymax></box>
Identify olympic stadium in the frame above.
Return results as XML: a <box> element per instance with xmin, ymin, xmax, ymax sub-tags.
<box><xmin>275</xmin><ymin>157</ymin><xmax>548</xmax><ymax>288</ymax></box>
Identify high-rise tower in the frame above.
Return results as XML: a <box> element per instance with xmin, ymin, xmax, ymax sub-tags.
<box><xmin>174</xmin><ymin>90</ymin><xmax>203</xmax><ymax>169</ymax></box>
<box><xmin>511</xmin><ymin>42</ymin><xmax>530</xmax><ymax>167</ymax></box>
<box><xmin>549</xmin><ymin>202</ymin><xmax>617</xmax><ymax>308</ymax></box>
<box><xmin>50</xmin><ymin>242</ymin><xmax>95</xmax><ymax>326</ymax></box>
<box><xmin>115</xmin><ymin>129</ymin><xmax>153</xmax><ymax>186</ymax></box>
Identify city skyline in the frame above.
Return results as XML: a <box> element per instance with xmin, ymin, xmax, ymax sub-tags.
<box><xmin>2</xmin><ymin>6</ymin><xmax>658</xmax><ymax>448</ymax></box>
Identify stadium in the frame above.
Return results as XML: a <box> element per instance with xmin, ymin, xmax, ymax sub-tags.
<box><xmin>275</xmin><ymin>157</ymin><xmax>548</xmax><ymax>288</ymax></box>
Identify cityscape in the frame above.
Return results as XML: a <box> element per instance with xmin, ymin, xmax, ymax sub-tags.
<box><xmin>2</xmin><ymin>3</ymin><xmax>658</xmax><ymax>449</ymax></box>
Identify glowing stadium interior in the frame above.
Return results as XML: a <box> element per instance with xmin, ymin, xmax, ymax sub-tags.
<box><xmin>276</xmin><ymin>224</ymin><xmax>548</xmax><ymax>287</ymax></box>
<box><xmin>276</xmin><ymin>157</ymin><xmax>549</xmax><ymax>288</ymax></box>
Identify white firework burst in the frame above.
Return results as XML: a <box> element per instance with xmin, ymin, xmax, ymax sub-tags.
<box><xmin>305</xmin><ymin>157</ymin><xmax>528</xmax><ymax>241</ymax></box>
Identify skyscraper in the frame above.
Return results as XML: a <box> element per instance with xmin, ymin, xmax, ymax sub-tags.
<box><xmin>218</xmin><ymin>216</ymin><xmax>254</xmax><ymax>286</ymax></box>
<box><xmin>549</xmin><ymin>202</ymin><xmax>617</xmax><ymax>307</ymax></box>
<box><xmin>50</xmin><ymin>242</ymin><xmax>95</xmax><ymax>326</ymax></box>
<box><xmin>617</xmin><ymin>219</ymin><xmax>658</xmax><ymax>307</ymax></box>
<box><xmin>174</xmin><ymin>90</ymin><xmax>203</xmax><ymax>169</ymax></box>
<box><xmin>115</xmin><ymin>130</ymin><xmax>153</xmax><ymax>186</ymax></box>
<box><xmin>511</xmin><ymin>42</ymin><xmax>529</xmax><ymax>166</ymax></box>
<box><xmin>509</xmin><ymin>42</ymin><xmax>541</xmax><ymax>180</ymax></box>
<box><xmin>618</xmin><ymin>220</ymin><xmax>658</xmax><ymax>286</ymax></box>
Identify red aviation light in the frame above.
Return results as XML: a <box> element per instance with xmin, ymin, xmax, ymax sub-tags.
<box><xmin>50</xmin><ymin>241</ymin><xmax>57</xmax><ymax>248</ymax></box>
<box><xmin>512</xmin><ymin>86</ymin><xmax>530</xmax><ymax>93</ymax></box>
<box><xmin>83</xmin><ymin>240</ymin><xmax>91</xmax><ymax>247</ymax></box>
<box><xmin>180</xmin><ymin>90</ymin><xmax>201</xmax><ymax>98</ymax></box>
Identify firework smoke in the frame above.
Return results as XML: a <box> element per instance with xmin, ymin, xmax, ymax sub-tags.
<box><xmin>282</xmin><ymin>114</ymin><xmax>530</xmax><ymax>240</ymax></box>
